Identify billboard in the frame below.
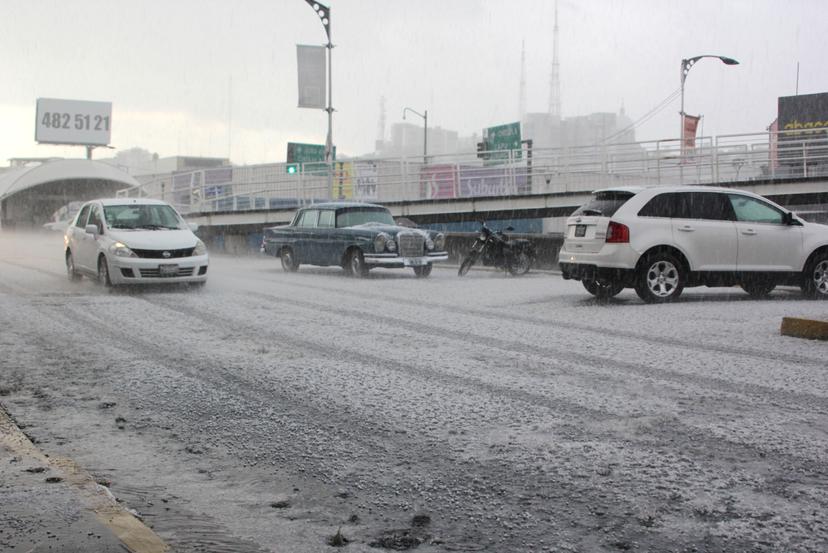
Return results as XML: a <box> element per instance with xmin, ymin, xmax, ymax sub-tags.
<box><xmin>777</xmin><ymin>92</ymin><xmax>828</xmax><ymax>175</ymax></box>
<box><xmin>778</xmin><ymin>92</ymin><xmax>828</xmax><ymax>136</ymax></box>
<box><xmin>35</xmin><ymin>98</ymin><xmax>112</xmax><ymax>146</ymax></box>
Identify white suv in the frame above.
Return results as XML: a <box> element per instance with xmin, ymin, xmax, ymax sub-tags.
<box><xmin>64</xmin><ymin>198</ymin><xmax>209</xmax><ymax>287</ymax></box>
<box><xmin>558</xmin><ymin>186</ymin><xmax>828</xmax><ymax>302</ymax></box>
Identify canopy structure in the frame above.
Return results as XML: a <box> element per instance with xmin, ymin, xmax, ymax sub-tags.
<box><xmin>0</xmin><ymin>159</ymin><xmax>139</xmax><ymax>229</ymax></box>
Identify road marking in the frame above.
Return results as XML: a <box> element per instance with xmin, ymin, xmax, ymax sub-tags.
<box><xmin>0</xmin><ymin>406</ymin><xmax>169</xmax><ymax>553</ymax></box>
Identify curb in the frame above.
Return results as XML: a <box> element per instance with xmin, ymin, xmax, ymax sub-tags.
<box><xmin>0</xmin><ymin>405</ymin><xmax>170</xmax><ymax>553</ymax></box>
<box><xmin>780</xmin><ymin>317</ymin><xmax>828</xmax><ymax>341</ymax></box>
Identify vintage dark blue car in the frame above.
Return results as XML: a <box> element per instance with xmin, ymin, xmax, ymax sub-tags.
<box><xmin>261</xmin><ymin>202</ymin><xmax>448</xmax><ymax>277</ymax></box>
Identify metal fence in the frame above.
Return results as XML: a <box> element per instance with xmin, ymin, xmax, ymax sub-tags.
<box><xmin>117</xmin><ymin>130</ymin><xmax>828</xmax><ymax>215</ymax></box>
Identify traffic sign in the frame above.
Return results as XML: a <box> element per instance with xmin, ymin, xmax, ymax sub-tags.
<box><xmin>285</xmin><ymin>142</ymin><xmax>335</xmax><ymax>173</ymax></box>
<box><xmin>484</xmin><ymin>122</ymin><xmax>521</xmax><ymax>164</ymax></box>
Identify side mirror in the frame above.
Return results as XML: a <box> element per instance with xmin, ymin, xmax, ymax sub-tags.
<box><xmin>188</xmin><ymin>222</ymin><xmax>199</xmax><ymax>232</ymax></box>
<box><xmin>783</xmin><ymin>212</ymin><xmax>800</xmax><ymax>226</ymax></box>
<box><xmin>85</xmin><ymin>224</ymin><xmax>99</xmax><ymax>235</ymax></box>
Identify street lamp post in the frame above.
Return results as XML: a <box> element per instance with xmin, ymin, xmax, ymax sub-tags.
<box><xmin>304</xmin><ymin>1</ymin><xmax>334</xmax><ymax>188</ymax></box>
<box><xmin>402</xmin><ymin>107</ymin><xmax>428</xmax><ymax>165</ymax></box>
<box><xmin>679</xmin><ymin>54</ymin><xmax>739</xmax><ymax>150</ymax></box>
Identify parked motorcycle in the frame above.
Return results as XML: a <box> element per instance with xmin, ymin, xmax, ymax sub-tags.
<box><xmin>457</xmin><ymin>223</ymin><xmax>536</xmax><ymax>276</ymax></box>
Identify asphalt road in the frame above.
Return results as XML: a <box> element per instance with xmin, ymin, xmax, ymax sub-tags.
<box><xmin>1</xmin><ymin>231</ymin><xmax>827</xmax><ymax>553</ymax></box>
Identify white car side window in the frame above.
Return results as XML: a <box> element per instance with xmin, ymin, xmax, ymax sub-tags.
<box><xmin>729</xmin><ymin>195</ymin><xmax>783</xmax><ymax>224</ymax></box>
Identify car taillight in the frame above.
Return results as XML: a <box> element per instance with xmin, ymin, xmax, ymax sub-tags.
<box><xmin>606</xmin><ymin>221</ymin><xmax>629</xmax><ymax>243</ymax></box>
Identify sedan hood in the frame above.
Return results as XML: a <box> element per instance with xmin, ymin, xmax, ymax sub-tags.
<box><xmin>108</xmin><ymin>229</ymin><xmax>199</xmax><ymax>250</ymax></box>
<box><xmin>351</xmin><ymin>223</ymin><xmax>431</xmax><ymax>237</ymax></box>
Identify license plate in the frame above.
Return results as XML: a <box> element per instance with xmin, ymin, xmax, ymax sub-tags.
<box><xmin>575</xmin><ymin>225</ymin><xmax>587</xmax><ymax>237</ymax></box>
<box><xmin>404</xmin><ymin>258</ymin><xmax>427</xmax><ymax>267</ymax></box>
<box><xmin>159</xmin><ymin>264</ymin><xmax>179</xmax><ymax>276</ymax></box>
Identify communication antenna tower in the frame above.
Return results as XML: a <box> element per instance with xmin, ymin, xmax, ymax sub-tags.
<box><xmin>548</xmin><ymin>1</ymin><xmax>561</xmax><ymax>118</ymax></box>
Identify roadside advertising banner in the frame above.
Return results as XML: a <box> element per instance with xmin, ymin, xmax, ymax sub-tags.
<box><xmin>419</xmin><ymin>164</ymin><xmax>458</xmax><ymax>199</ymax></box>
<box><xmin>296</xmin><ymin>45</ymin><xmax>326</xmax><ymax>109</ymax></box>
<box><xmin>682</xmin><ymin>114</ymin><xmax>700</xmax><ymax>151</ymax></box>
<box><xmin>353</xmin><ymin>162</ymin><xmax>378</xmax><ymax>201</ymax></box>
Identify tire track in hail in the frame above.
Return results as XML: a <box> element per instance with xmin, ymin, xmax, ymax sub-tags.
<box><xmin>6</xmin><ymin>255</ymin><xmax>823</xmax><ymax>367</ymax></box>
<box><xmin>137</xmin><ymin>288</ymin><xmax>828</xmax><ymax>547</ymax></box>
<box><xmin>33</xmin><ymin>295</ymin><xmax>674</xmax><ymax>552</ymax></box>
<box><xmin>244</xmin><ymin>269</ymin><xmax>825</xmax><ymax>368</ymax></box>
<box><xmin>14</xmin><ymin>280</ymin><xmax>827</xmax><ymax>551</ymax></box>
<box><xmin>190</xmin><ymin>279</ymin><xmax>828</xmax><ymax>415</ymax></box>
<box><xmin>139</xmin><ymin>288</ymin><xmax>828</xmax><ymax>471</ymax></box>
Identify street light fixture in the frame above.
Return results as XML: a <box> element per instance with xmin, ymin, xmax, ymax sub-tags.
<box><xmin>402</xmin><ymin>107</ymin><xmax>428</xmax><ymax>165</ymax></box>
<box><xmin>680</xmin><ymin>54</ymin><xmax>739</xmax><ymax>148</ymax></box>
<box><xmin>303</xmin><ymin>1</ymin><xmax>333</xmax><ymax>158</ymax></box>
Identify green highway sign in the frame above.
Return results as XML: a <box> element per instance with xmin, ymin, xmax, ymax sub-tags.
<box><xmin>286</xmin><ymin>142</ymin><xmax>335</xmax><ymax>173</ymax></box>
<box><xmin>484</xmin><ymin>122</ymin><xmax>521</xmax><ymax>164</ymax></box>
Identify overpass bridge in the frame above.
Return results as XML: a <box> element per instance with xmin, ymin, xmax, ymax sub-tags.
<box><xmin>113</xmin><ymin>130</ymin><xmax>828</xmax><ymax>252</ymax></box>
<box><xmin>185</xmin><ymin>176</ymin><xmax>828</xmax><ymax>229</ymax></box>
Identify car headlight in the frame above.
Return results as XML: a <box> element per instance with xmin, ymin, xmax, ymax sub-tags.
<box><xmin>373</xmin><ymin>233</ymin><xmax>394</xmax><ymax>252</ymax></box>
<box><xmin>425</xmin><ymin>236</ymin><xmax>435</xmax><ymax>250</ymax></box>
<box><xmin>193</xmin><ymin>239</ymin><xmax>207</xmax><ymax>256</ymax></box>
<box><xmin>109</xmin><ymin>242</ymin><xmax>137</xmax><ymax>258</ymax></box>
<box><xmin>433</xmin><ymin>232</ymin><xmax>445</xmax><ymax>251</ymax></box>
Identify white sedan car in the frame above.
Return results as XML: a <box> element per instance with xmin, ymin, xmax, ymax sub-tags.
<box><xmin>64</xmin><ymin>198</ymin><xmax>209</xmax><ymax>287</ymax></box>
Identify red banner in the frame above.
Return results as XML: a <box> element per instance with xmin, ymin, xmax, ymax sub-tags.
<box><xmin>682</xmin><ymin>114</ymin><xmax>700</xmax><ymax>151</ymax></box>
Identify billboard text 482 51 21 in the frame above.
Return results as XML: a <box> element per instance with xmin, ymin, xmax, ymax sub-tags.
<box><xmin>35</xmin><ymin>98</ymin><xmax>112</xmax><ymax>146</ymax></box>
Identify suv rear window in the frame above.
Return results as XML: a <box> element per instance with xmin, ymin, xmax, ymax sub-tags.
<box><xmin>572</xmin><ymin>191</ymin><xmax>635</xmax><ymax>217</ymax></box>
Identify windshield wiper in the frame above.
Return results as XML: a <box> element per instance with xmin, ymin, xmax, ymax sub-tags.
<box><xmin>579</xmin><ymin>208</ymin><xmax>603</xmax><ymax>216</ymax></box>
<box><xmin>136</xmin><ymin>224</ymin><xmax>176</xmax><ymax>230</ymax></box>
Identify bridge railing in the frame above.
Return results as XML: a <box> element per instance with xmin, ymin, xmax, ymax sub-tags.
<box><xmin>117</xmin><ymin>130</ymin><xmax>828</xmax><ymax>215</ymax></box>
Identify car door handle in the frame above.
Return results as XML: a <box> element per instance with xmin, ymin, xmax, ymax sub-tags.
<box><xmin>741</xmin><ymin>229</ymin><xmax>757</xmax><ymax>236</ymax></box>
<box><xmin>677</xmin><ymin>225</ymin><xmax>695</xmax><ymax>232</ymax></box>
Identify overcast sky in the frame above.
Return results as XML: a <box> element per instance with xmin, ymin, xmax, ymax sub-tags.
<box><xmin>1</xmin><ymin>0</ymin><xmax>826</xmax><ymax>165</ymax></box>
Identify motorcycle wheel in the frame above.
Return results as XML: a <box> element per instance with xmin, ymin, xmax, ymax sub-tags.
<box><xmin>458</xmin><ymin>252</ymin><xmax>479</xmax><ymax>276</ymax></box>
<box><xmin>507</xmin><ymin>250</ymin><xmax>533</xmax><ymax>276</ymax></box>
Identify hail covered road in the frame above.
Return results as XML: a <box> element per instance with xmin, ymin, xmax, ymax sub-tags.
<box><xmin>1</xmin><ymin>231</ymin><xmax>827</xmax><ymax>553</ymax></box>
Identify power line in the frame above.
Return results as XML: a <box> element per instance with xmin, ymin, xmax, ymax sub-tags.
<box><xmin>602</xmin><ymin>86</ymin><xmax>681</xmax><ymax>143</ymax></box>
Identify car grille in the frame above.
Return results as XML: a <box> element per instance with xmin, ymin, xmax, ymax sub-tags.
<box><xmin>397</xmin><ymin>233</ymin><xmax>425</xmax><ymax>257</ymax></box>
<box><xmin>139</xmin><ymin>267</ymin><xmax>195</xmax><ymax>278</ymax></box>
<box><xmin>132</xmin><ymin>248</ymin><xmax>195</xmax><ymax>259</ymax></box>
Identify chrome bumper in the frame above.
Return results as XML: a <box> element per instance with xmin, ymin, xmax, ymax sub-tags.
<box><xmin>364</xmin><ymin>251</ymin><xmax>449</xmax><ymax>267</ymax></box>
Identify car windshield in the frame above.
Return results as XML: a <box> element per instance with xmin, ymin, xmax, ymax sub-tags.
<box><xmin>103</xmin><ymin>204</ymin><xmax>185</xmax><ymax>230</ymax></box>
<box><xmin>572</xmin><ymin>191</ymin><xmax>636</xmax><ymax>217</ymax></box>
<box><xmin>336</xmin><ymin>208</ymin><xmax>395</xmax><ymax>228</ymax></box>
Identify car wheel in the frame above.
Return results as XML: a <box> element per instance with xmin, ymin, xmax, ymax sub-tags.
<box><xmin>507</xmin><ymin>251</ymin><xmax>532</xmax><ymax>276</ymax></box>
<box><xmin>583</xmin><ymin>279</ymin><xmax>624</xmax><ymax>299</ymax></box>
<box><xmin>66</xmin><ymin>250</ymin><xmax>82</xmax><ymax>281</ymax></box>
<box><xmin>413</xmin><ymin>264</ymin><xmax>432</xmax><ymax>278</ymax></box>
<box><xmin>634</xmin><ymin>252</ymin><xmax>684</xmax><ymax>303</ymax></box>
<box><xmin>345</xmin><ymin>249</ymin><xmax>368</xmax><ymax>278</ymax></box>
<box><xmin>280</xmin><ymin>247</ymin><xmax>299</xmax><ymax>272</ymax></box>
<box><xmin>801</xmin><ymin>252</ymin><xmax>828</xmax><ymax>300</ymax></box>
<box><xmin>458</xmin><ymin>252</ymin><xmax>478</xmax><ymax>276</ymax></box>
<box><xmin>741</xmin><ymin>279</ymin><xmax>776</xmax><ymax>298</ymax></box>
<box><xmin>97</xmin><ymin>255</ymin><xmax>113</xmax><ymax>287</ymax></box>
